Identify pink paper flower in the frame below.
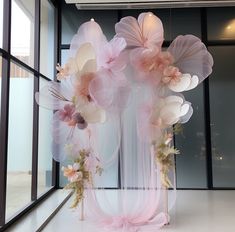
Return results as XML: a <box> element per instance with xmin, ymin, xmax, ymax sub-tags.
<box><xmin>162</xmin><ymin>66</ymin><xmax>182</xmax><ymax>85</ymax></box>
<box><xmin>115</xmin><ymin>12</ymin><xmax>164</xmax><ymax>50</ymax></box>
<box><xmin>58</xmin><ymin>104</ymin><xmax>75</xmax><ymax>122</ymax></box>
<box><xmin>62</xmin><ymin>163</ymin><xmax>83</xmax><ymax>183</ymax></box>
<box><xmin>97</xmin><ymin>37</ymin><xmax>127</xmax><ymax>73</ymax></box>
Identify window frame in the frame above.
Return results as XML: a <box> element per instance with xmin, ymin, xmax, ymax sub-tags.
<box><xmin>0</xmin><ymin>0</ymin><xmax>60</xmax><ymax>230</ymax></box>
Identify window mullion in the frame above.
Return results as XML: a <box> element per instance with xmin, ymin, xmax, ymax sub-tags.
<box><xmin>0</xmin><ymin>0</ymin><xmax>11</xmax><ymax>226</ymax></box>
<box><xmin>31</xmin><ymin>0</ymin><xmax>41</xmax><ymax>201</ymax></box>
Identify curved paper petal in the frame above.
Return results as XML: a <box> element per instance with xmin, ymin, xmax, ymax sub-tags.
<box><xmin>80</xmin><ymin>102</ymin><xmax>106</xmax><ymax>124</ymax></box>
<box><xmin>97</xmin><ymin>37</ymin><xmax>127</xmax><ymax>72</ymax></box>
<box><xmin>115</xmin><ymin>12</ymin><xmax>163</xmax><ymax>50</ymax></box>
<box><xmin>179</xmin><ymin>104</ymin><xmax>193</xmax><ymax>123</ymax></box>
<box><xmin>168</xmin><ymin>35</ymin><xmax>213</xmax><ymax>83</ymax></box>
<box><xmin>168</xmin><ymin>73</ymin><xmax>191</xmax><ymax>92</ymax></box>
<box><xmin>89</xmin><ymin>74</ymin><xmax>114</xmax><ymax>109</ymax></box>
<box><xmin>115</xmin><ymin>16</ymin><xmax>143</xmax><ymax>48</ymax></box>
<box><xmin>185</xmin><ymin>75</ymin><xmax>199</xmax><ymax>91</ymax></box>
<box><xmin>35</xmin><ymin>81</ymin><xmax>72</xmax><ymax>110</ymax></box>
<box><xmin>137</xmin><ymin>12</ymin><xmax>164</xmax><ymax>49</ymax></box>
<box><xmin>75</xmin><ymin>43</ymin><xmax>96</xmax><ymax>71</ymax></box>
<box><xmin>69</xmin><ymin>20</ymin><xmax>107</xmax><ymax>58</ymax></box>
<box><xmin>80</xmin><ymin>59</ymin><xmax>97</xmax><ymax>75</ymax></box>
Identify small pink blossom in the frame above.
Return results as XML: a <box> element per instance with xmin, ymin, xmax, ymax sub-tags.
<box><xmin>165</xmin><ymin>133</ymin><xmax>173</xmax><ymax>145</ymax></box>
<box><xmin>162</xmin><ymin>66</ymin><xmax>182</xmax><ymax>85</ymax></box>
<box><xmin>56</xmin><ymin>63</ymin><xmax>70</xmax><ymax>80</ymax></box>
<box><xmin>62</xmin><ymin>163</ymin><xmax>83</xmax><ymax>183</ymax></box>
<box><xmin>58</xmin><ymin>104</ymin><xmax>75</xmax><ymax>122</ymax></box>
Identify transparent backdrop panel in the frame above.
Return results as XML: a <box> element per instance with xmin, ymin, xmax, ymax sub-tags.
<box><xmin>11</xmin><ymin>0</ymin><xmax>35</xmax><ymax>67</ymax></box>
<box><xmin>175</xmin><ymin>84</ymin><xmax>207</xmax><ymax>188</ymax></box>
<box><xmin>6</xmin><ymin>63</ymin><xmax>34</xmax><ymax>219</ymax></box>
<box><xmin>207</xmin><ymin>7</ymin><xmax>235</xmax><ymax>41</ymax></box>
<box><xmin>209</xmin><ymin>46</ymin><xmax>235</xmax><ymax>188</ymax></box>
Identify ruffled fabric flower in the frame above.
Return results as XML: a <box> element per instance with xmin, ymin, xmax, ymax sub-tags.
<box><xmin>62</xmin><ymin>163</ymin><xmax>83</xmax><ymax>183</ymax></box>
<box><xmin>166</xmin><ymin>35</ymin><xmax>213</xmax><ymax>92</ymax></box>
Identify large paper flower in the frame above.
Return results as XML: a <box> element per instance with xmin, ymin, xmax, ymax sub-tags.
<box><xmin>151</xmin><ymin>95</ymin><xmax>192</xmax><ymax>127</ymax></box>
<box><xmin>115</xmin><ymin>12</ymin><xmax>163</xmax><ymax>50</ymax></box>
<box><xmin>89</xmin><ymin>37</ymin><xmax>130</xmax><ymax>110</ymax></box>
<box><xmin>115</xmin><ymin>12</ymin><xmax>165</xmax><ymax>85</ymax></box>
<box><xmin>36</xmin><ymin>42</ymin><xmax>106</xmax><ymax>147</ymax></box>
<box><xmin>137</xmin><ymin>95</ymin><xmax>192</xmax><ymax>142</ymax></box>
<box><xmin>69</xmin><ymin>19</ymin><xmax>107</xmax><ymax>58</ymax></box>
<box><xmin>166</xmin><ymin>35</ymin><xmax>213</xmax><ymax>92</ymax></box>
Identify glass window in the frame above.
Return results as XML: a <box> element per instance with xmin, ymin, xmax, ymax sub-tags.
<box><xmin>61</xmin><ymin>49</ymin><xmax>69</xmax><ymax>66</ymax></box>
<box><xmin>40</xmin><ymin>0</ymin><xmax>55</xmax><ymax>79</ymax></box>
<box><xmin>0</xmin><ymin>0</ymin><xmax>3</xmax><ymax>48</ymax></box>
<box><xmin>0</xmin><ymin>56</ymin><xmax>2</xmax><ymax>122</ymax></box>
<box><xmin>38</xmin><ymin>77</ymin><xmax>53</xmax><ymax>196</ymax></box>
<box><xmin>62</xmin><ymin>2</ymin><xmax>118</xmax><ymax>44</ymax></box>
<box><xmin>209</xmin><ymin>46</ymin><xmax>235</xmax><ymax>188</ymax></box>
<box><xmin>207</xmin><ymin>7</ymin><xmax>235</xmax><ymax>41</ymax></box>
<box><xmin>6</xmin><ymin>62</ymin><xmax>34</xmax><ymax>219</ymax></box>
<box><xmin>11</xmin><ymin>0</ymin><xmax>35</xmax><ymax>67</ymax></box>
<box><xmin>170</xmin><ymin>8</ymin><xmax>201</xmax><ymax>39</ymax></box>
<box><xmin>175</xmin><ymin>84</ymin><xmax>207</xmax><ymax>188</ymax></box>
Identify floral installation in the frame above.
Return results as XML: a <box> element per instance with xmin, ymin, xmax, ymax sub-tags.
<box><xmin>62</xmin><ymin>149</ymin><xmax>103</xmax><ymax>208</ymax></box>
<box><xmin>35</xmin><ymin>11</ymin><xmax>213</xmax><ymax>231</ymax></box>
<box><xmin>116</xmin><ymin>12</ymin><xmax>213</xmax><ymax>191</ymax></box>
<box><xmin>152</xmin><ymin>124</ymin><xmax>182</xmax><ymax>188</ymax></box>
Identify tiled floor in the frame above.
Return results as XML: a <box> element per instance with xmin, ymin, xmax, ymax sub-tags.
<box><xmin>43</xmin><ymin>190</ymin><xmax>235</xmax><ymax>232</ymax></box>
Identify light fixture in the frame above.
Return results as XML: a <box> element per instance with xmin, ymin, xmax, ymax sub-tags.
<box><xmin>65</xmin><ymin>0</ymin><xmax>235</xmax><ymax>10</ymax></box>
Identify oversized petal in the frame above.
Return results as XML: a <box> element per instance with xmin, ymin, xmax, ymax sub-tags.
<box><xmin>179</xmin><ymin>104</ymin><xmax>193</xmax><ymax>123</ymax></box>
<box><xmin>180</xmin><ymin>103</ymin><xmax>190</xmax><ymax>117</ymax></box>
<box><xmin>164</xmin><ymin>95</ymin><xmax>184</xmax><ymax>105</ymax></box>
<box><xmin>69</xmin><ymin>20</ymin><xmax>107</xmax><ymax>58</ymax></box>
<box><xmin>97</xmin><ymin>37</ymin><xmax>127</xmax><ymax>72</ymax></box>
<box><xmin>80</xmin><ymin>59</ymin><xmax>97</xmax><ymax>75</ymax></box>
<box><xmin>137</xmin><ymin>12</ymin><xmax>164</xmax><ymax>49</ymax></box>
<box><xmin>80</xmin><ymin>102</ymin><xmax>106</xmax><ymax>124</ymax></box>
<box><xmin>89</xmin><ymin>74</ymin><xmax>114</xmax><ymax>109</ymax></box>
<box><xmin>75</xmin><ymin>43</ymin><xmax>96</xmax><ymax>71</ymax></box>
<box><xmin>185</xmin><ymin>75</ymin><xmax>199</xmax><ymax>91</ymax></box>
<box><xmin>160</xmin><ymin>102</ymin><xmax>182</xmax><ymax>125</ymax></box>
<box><xmin>35</xmin><ymin>81</ymin><xmax>72</xmax><ymax>110</ymax></box>
<box><xmin>115</xmin><ymin>16</ymin><xmax>143</xmax><ymax>48</ymax></box>
<box><xmin>115</xmin><ymin>12</ymin><xmax>164</xmax><ymax>50</ymax></box>
<box><xmin>168</xmin><ymin>35</ymin><xmax>213</xmax><ymax>83</ymax></box>
<box><xmin>168</xmin><ymin>73</ymin><xmax>191</xmax><ymax>92</ymax></box>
